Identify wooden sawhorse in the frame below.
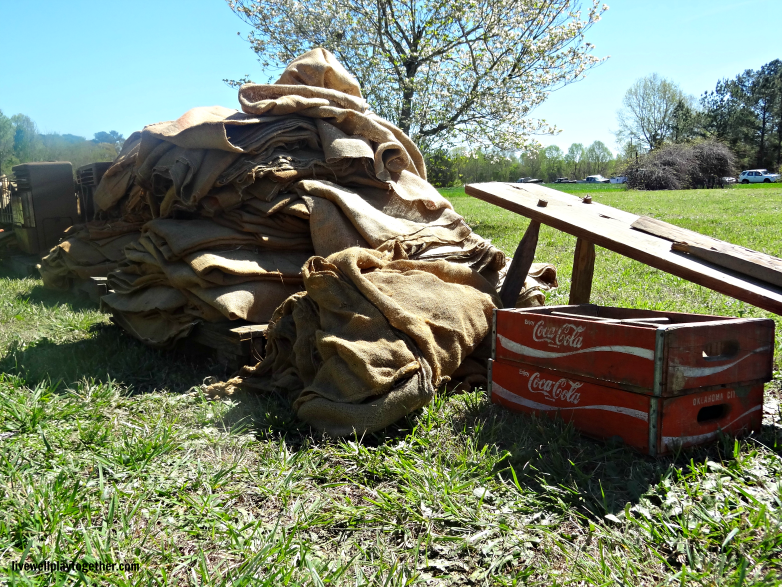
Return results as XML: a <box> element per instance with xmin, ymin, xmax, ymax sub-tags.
<box><xmin>465</xmin><ymin>182</ymin><xmax>782</xmax><ymax>315</ymax></box>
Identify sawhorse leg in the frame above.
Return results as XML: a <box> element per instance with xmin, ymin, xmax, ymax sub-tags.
<box><xmin>569</xmin><ymin>237</ymin><xmax>595</xmax><ymax>304</ymax></box>
<box><xmin>500</xmin><ymin>220</ymin><xmax>540</xmax><ymax>308</ymax></box>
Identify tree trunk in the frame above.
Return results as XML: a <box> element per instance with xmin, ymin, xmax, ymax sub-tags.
<box><xmin>396</xmin><ymin>48</ymin><xmax>421</xmax><ymax>137</ymax></box>
<box><xmin>758</xmin><ymin>100</ymin><xmax>769</xmax><ymax>168</ymax></box>
<box><xmin>398</xmin><ymin>82</ymin><xmax>414</xmax><ymax>137</ymax></box>
<box><xmin>777</xmin><ymin>91</ymin><xmax>782</xmax><ymax>169</ymax></box>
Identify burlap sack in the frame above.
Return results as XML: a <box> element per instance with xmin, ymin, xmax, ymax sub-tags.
<box><xmin>46</xmin><ymin>47</ymin><xmax>541</xmax><ymax>367</ymax></box>
<box><xmin>39</xmin><ymin>224</ymin><xmax>142</xmax><ymax>290</ymax></box>
<box><xmin>93</xmin><ymin>132</ymin><xmax>142</xmax><ymax>213</ymax></box>
<box><xmin>211</xmin><ymin>246</ymin><xmax>499</xmax><ymax>436</ymax></box>
<box><xmin>238</xmin><ymin>48</ymin><xmax>426</xmax><ymax>180</ymax></box>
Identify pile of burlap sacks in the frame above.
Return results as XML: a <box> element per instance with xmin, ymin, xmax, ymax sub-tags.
<box><xmin>39</xmin><ymin>49</ymin><xmax>557</xmax><ymax>435</ymax></box>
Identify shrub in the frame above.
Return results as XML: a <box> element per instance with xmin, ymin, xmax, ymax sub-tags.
<box><xmin>624</xmin><ymin>140</ymin><xmax>735</xmax><ymax>190</ymax></box>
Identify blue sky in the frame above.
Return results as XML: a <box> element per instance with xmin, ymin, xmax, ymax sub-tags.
<box><xmin>1</xmin><ymin>0</ymin><xmax>779</xmax><ymax>154</ymax></box>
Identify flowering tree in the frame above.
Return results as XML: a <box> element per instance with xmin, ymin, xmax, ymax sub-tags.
<box><xmin>227</xmin><ymin>0</ymin><xmax>607</xmax><ymax>152</ymax></box>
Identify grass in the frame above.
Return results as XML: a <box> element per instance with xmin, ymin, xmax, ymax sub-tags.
<box><xmin>0</xmin><ymin>185</ymin><xmax>781</xmax><ymax>585</ymax></box>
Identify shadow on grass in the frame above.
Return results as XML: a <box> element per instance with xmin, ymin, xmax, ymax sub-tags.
<box><xmin>214</xmin><ymin>377</ymin><xmax>429</xmax><ymax>455</ymax></box>
<box><xmin>450</xmin><ymin>393</ymin><xmax>782</xmax><ymax>518</ymax></box>
<box><xmin>215</xmin><ymin>389</ymin><xmax>304</xmax><ymax>440</ymax></box>
<box><xmin>215</xmin><ymin>387</ymin><xmax>418</xmax><ymax>453</ymax></box>
<box><xmin>17</xmin><ymin>284</ymin><xmax>98</xmax><ymax>313</ymax></box>
<box><xmin>0</xmin><ymin>265</ymin><xmax>38</xmax><ymax>280</ymax></box>
<box><xmin>0</xmin><ymin>266</ymin><xmax>97</xmax><ymax>312</ymax></box>
<box><xmin>0</xmin><ymin>323</ymin><xmax>230</xmax><ymax>394</ymax></box>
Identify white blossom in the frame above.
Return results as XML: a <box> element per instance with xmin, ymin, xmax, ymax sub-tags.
<box><xmin>228</xmin><ymin>0</ymin><xmax>608</xmax><ymax>152</ymax></box>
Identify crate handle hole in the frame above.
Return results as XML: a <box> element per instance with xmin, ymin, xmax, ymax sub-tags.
<box><xmin>697</xmin><ymin>404</ymin><xmax>730</xmax><ymax>423</ymax></box>
<box><xmin>702</xmin><ymin>340</ymin><xmax>739</xmax><ymax>361</ymax></box>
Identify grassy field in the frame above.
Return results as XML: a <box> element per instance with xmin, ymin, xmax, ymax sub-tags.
<box><xmin>0</xmin><ymin>185</ymin><xmax>781</xmax><ymax>585</ymax></box>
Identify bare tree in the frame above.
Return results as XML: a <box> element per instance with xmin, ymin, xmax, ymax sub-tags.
<box><xmin>615</xmin><ymin>74</ymin><xmax>692</xmax><ymax>151</ymax></box>
<box><xmin>227</xmin><ymin>0</ymin><xmax>608</xmax><ymax>152</ymax></box>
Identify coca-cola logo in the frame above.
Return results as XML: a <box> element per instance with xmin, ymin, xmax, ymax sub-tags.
<box><xmin>532</xmin><ymin>320</ymin><xmax>585</xmax><ymax>349</ymax></box>
<box><xmin>527</xmin><ymin>372</ymin><xmax>583</xmax><ymax>404</ymax></box>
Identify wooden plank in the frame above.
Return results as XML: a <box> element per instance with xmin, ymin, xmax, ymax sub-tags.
<box><xmin>229</xmin><ymin>323</ymin><xmax>268</xmax><ymax>340</ymax></box>
<box><xmin>75</xmin><ymin>276</ymin><xmax>109</xmax><ymax>303</ymax></box>
<box><xmin>631</xmin><ymin>215</ymin><xmax>724</xmax><ymax>248</ymax></box>
<box><xmin>500</xmin><ymin>220</ymin><xmax>540</xmax><ymax>308</ymax></box>
<box><xmin>189</xmin><ymin>321</ymin><xmax>268</xmax><ymax>367</ymax></box>
<box><xmin>465</xmin><ymin>182</ymin><xmax>782</xmax><ymax>315</ymax></box>
<box><xmin>229</xmin><ymin>323</ymin><xmax>268</xmax><ymax>362</ymax></box>
<box><xmin>192</xmin><ymin>322</ymin><xmax>251</xmax><ymax>355</ymax></box>
<box><xmin>670</xmin><ymin>241</ymin><xmax>782</xmax><ymax>288</ymax></box>
<box><xmin>633</xmin><ymin>216</ymin><xmax>782</xmax><ymax>286</ymax></box>
<box><xmin>569</xmin><ymin>237</ymin><xmax>595</xmax><ymax>304</ymax></box>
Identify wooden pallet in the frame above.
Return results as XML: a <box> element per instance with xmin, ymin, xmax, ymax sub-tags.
<box><xmin>91</xmin><ymin>280</ymin><xmax>268</xmax><ymax>370</ymax></box>
<box><xmin>73</xmin><ymin>276</ymin><xmax>109</xmax><ymax>304</ymax></box>
<box><xmin>188</xmin><ymin>321</ymin><xmax>268</xmax><ymax>371</ymax></box>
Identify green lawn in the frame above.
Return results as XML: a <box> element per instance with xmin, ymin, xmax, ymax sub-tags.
<box><xmin>0</xmin><ymin>186</ymin><xmax>781</xmax><ymax>585</ymax></box>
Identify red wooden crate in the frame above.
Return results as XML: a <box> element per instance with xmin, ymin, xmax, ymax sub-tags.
<box><xmin>489</xmin><ymin>358</ymin><xmax>764</xmax><ymax>456</ymax></box>
<box><xmin>493</xmin><ymin>304</ymin><xmax>774</xmax><ymax>396</ymax></box>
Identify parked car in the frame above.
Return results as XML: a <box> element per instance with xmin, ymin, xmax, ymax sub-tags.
<box><xmin>738</xmin><ymin>169</ymin><xmax>781</xmax><ymax>183</ymax></box>
<box><xmin>578</xmin><ymin>175</ymin><xmax>610</xmax><ymax>184</ymax></box>
<box><xmin>721</xmin><ymin>176</ymin><xmax>737</xmax><ymax>184</ymax></box>
<box><xmin>609</xmin><ymin>175</ymin><xmax>627</xmax><ymax>184</ymax></box>
<box><xmin>516</xmin><ymin>177</ymin><xmax>543</xmax><ymax>184</ymax></box>
<box><xmin>553</xmin><ymin>177</ymin><xmax>577</xmax><ymax>183</ymax></box>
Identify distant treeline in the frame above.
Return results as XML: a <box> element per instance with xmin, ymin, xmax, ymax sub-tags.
<box><xmin>617</xmin><ymin>60</ymin><xmax>782</xmax><ymax>173</ymax></box>
<box><xmin>425</xmin><ymin>141</ymin><xmax>622</xmax><ymax>187</ymax></box>
<box><xmin>698</xmin><ymin>59</ymin><xmax>782</xmax><ymax>172</ymax></box>
<box><xmin>617</xmin><ymin>59</ymin><xmax>782</xmax><ymax>190</ymax></box>
<box><xmin>427</xmin><ymin>59</ymin><xmax>782</xmax><ymax>188</ymax></box>
<box><xmin>0</xmin><ymin>110</ymin><xmax>124</xmax><ymax>176</ymax></box>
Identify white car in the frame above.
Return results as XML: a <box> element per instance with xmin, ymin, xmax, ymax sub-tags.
<box><xmin>578</xmin><ymin>175</ymin><xmax>610</xmax><ymax>184</ymax></box>
<box><xmin>609</xmin><ymin>175</ymin><xmax>627</xmax><ymax>184</ymax></box>
<box><xmin>738</xmin><ymin>169</ymin><xmax>780</xmax><ymax>183</ymax></box>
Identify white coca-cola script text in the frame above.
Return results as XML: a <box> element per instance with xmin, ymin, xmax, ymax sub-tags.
<box><xmin>527</xmin><ymin>372</ymin><xmax>583</xmax><ymax>404</ymax></box>
<box><xmin>531</xmin><ymin>320</ymin><xmax>585</xmax><ymax>349</ymax></box>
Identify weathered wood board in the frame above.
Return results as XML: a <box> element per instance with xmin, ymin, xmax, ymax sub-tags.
<box><xmin>73</xmin><ymin>276</ymin><xmax>109</xmax><ymax>304</ymax></box>
<box><xmin>632</xmin><ymin>215</ymin><xmax>782</xmax><ymax>288</ymax></box>
<box><xmin>465</xmin><ymin>182</ymin><xmax>782</xmax><ymax>315</ymax></box>
<box><xmin>189</xmin><ymin>321</ymin><xmax>267</xmax><ymax>371</ymax></box>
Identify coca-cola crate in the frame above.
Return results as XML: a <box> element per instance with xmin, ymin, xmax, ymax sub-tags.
<box><xmin>489</xmin><ymin>358</ymin><xmax>763</xmax><ymax>456</ymax></box>
<box><xmin>493</xmin><ymin>305</ymin><xmax>774</xmax><ymax>396</ymax></box>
